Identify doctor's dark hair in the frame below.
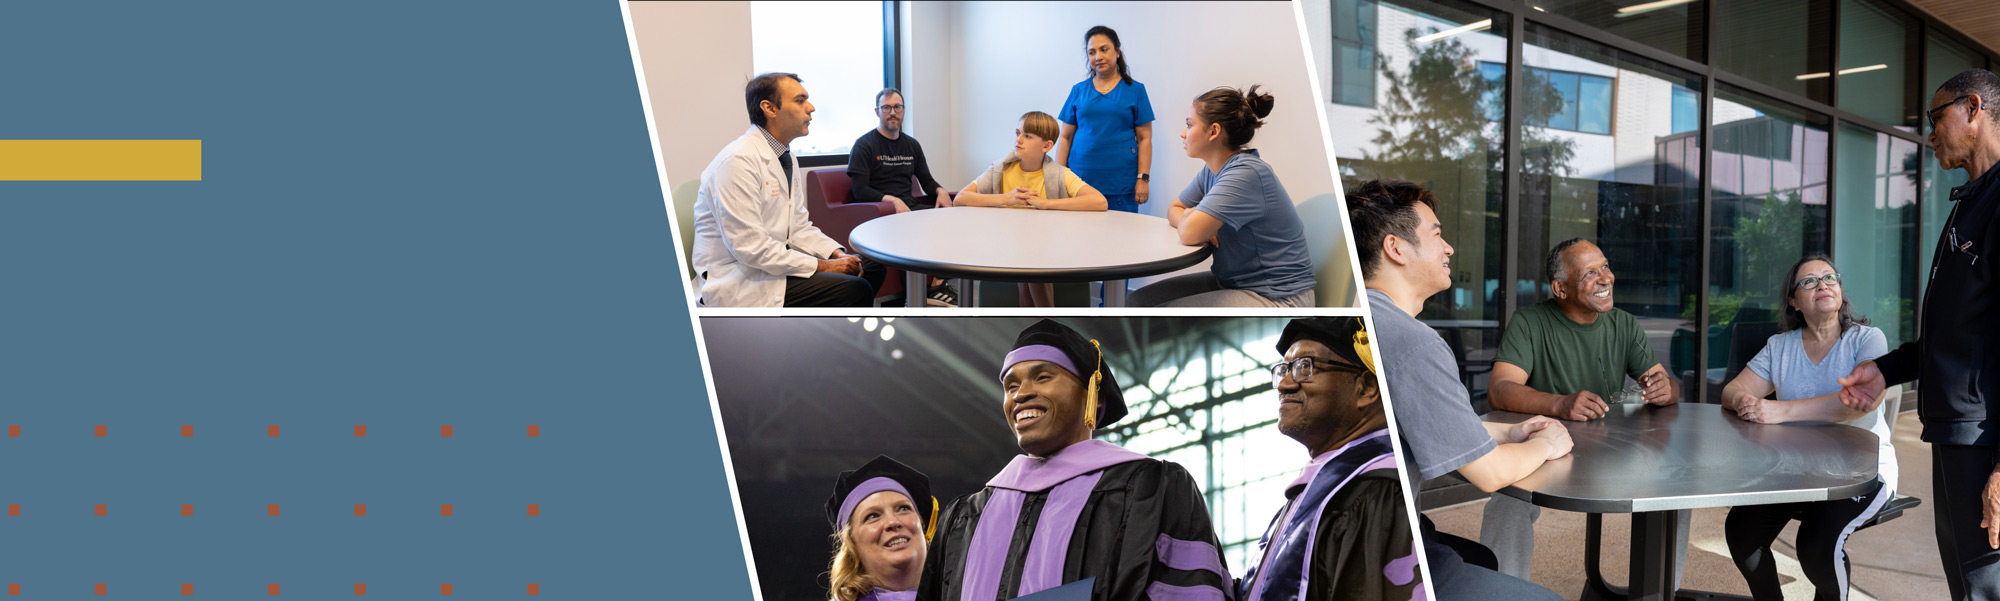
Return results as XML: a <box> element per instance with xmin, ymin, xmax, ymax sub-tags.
<box><xmin>745</xmin><ymin>72</ymin><xmax>802</xmax><ymax>127</ymax></box>
<box><xmin>1194</xmin><ymin>85</ymin><xmax>1276</xmax><ymax>150</ymax></box>
<box><xmin>1345</xmin><ymin>179</ymin><xmax>1437</xmax><ymax>279</ymax></box>
<box><xmin>1082</xmin><ymin>26</ymin><xmax>1134</xmax><ymax>85</ymax></box>
<box><xmin>1544</xmin><ymin>237</ymin><xmax>1590</xmax><ymax>283</ymax></box>
<box><xmin>1937</xmin><ymin>69</ymin><xmax>2000</xmax><ymax>124</ymax></box>
<box><xmin>1779</xmin><ymin>253</ymin><xmax>1868</xmax><ymax>334</ymax></box>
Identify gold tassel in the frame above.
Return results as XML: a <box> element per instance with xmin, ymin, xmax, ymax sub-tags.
<box><xmin>924</xmin><ymin>497</ymin><xmax>938</xmax><ymax>542</ymax></box>
<box><xmin>1086</xmin><ymin>339</ymin><xmax>1103</xmax><ymax>430</ymax></box>
<box><xmin>1354</xmin><ymin>330</ymin><xmax>1375</xmax><ymax>374</ymax></box>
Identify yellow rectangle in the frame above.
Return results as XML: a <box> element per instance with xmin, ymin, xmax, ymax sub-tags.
<box><xmin>0</xmin><ymin>140</ymin><xmax>202</xmax><ymax>181</ymax></box>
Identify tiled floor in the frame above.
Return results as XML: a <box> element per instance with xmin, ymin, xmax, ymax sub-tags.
<box><xmin>1425</xmin><ymin>410</ymin><xmax>1948</xmax><ymax>601</ymax></box>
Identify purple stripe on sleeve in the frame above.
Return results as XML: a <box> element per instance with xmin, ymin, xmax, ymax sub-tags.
<box><xmin>1144</xmin><ymin>581</ymin><xmax>1227</xmax><ymax>601</ymax></box>
<box><xmin>1155</xmin><ymin>534</ymin><xmax>1229</xmax><ymax>579</ymax></box>
<box><xmin>960</xmin><ymin>489</ymin><xmax>1025</xmax><ymax>601</ymax></box>
<box><xmin>1016</xmin><ymin>471</ymin><xmax>1104</xmax><ymax>595</ymax></box>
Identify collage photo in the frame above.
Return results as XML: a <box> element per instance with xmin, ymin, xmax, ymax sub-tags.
<box><xmin>636</xmin><ymin>1</ymin><xmax>2000</xmax><ymax>600</ymax></box>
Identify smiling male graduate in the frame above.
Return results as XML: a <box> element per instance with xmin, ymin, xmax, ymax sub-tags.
<box><xmin>917</xmin><ymin>319</ymin><xmax>1231</xmax><ymax>601</ymax></box>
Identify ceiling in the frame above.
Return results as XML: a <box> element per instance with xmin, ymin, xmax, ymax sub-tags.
<box><xmin>1906</xmin><ymin>0</ymin><xmax>2000</xmax><ymax>59</ymax></box>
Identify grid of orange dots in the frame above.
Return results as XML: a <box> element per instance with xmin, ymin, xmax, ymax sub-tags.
<box><xmin>4</xmin><ymin>424</ymin><xmax>545</xmax><ymax>596</ymax></box>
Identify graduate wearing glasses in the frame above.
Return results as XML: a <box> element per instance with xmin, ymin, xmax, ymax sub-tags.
<box><xmin>1236</xmin><ymin>317</ymin><xmax>1421</xmax><ymax>601</ymax></box>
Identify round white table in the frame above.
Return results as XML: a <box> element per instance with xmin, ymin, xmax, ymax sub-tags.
<box><xmin>847</xmin><ymin>207</ymin><xmax>1212</xmax><ymax>307</ymax></box>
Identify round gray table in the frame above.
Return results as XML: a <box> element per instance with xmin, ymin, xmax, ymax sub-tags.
<box><xmin>846</xmin><ymin>207</ymin><xmax>1212</xmax><ymax>307</ymax></box>
<box><xmin>1482</xmin><ymin>403</ymin><xmax>1879</xmax><ymax>601</ymax></box>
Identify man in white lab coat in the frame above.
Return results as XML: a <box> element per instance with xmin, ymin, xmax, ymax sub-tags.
<box><xmin>691</xmin><ymin>72</ymin><xmax>876</xmax><ymax>307</ymax></box>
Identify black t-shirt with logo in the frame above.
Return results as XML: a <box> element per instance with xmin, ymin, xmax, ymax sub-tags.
<box><xmin>847</xmin><ymin>129</ymin><xmax>945</xmax><ymax>210</ymax></box>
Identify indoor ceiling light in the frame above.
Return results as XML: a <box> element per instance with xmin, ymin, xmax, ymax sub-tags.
<box><xmin>1795</xmin><ymin>64</ymin><xmax>1888</xmax><ymax>80</ymax></box>
<box><xmin>1616</xmin><ymin>0</ymin><xmax>1697</xmax><ymax>17</ymax></box>
<box><xmin>1415</xmin><ymin>19</ymin><xmax>1492</xmax><ymax>43</ymax></box>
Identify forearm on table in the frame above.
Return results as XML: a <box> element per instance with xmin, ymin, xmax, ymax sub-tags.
<box><xmin>1488</xmin><ymin>380</ymin><xmax>1563</xmax><ymax>416</ymax></box>
<box><xmin>1776</xmin><ymin>393</ymin><xmax>1870</xmax><ymax>423</ymax></box>
<box><xmin>1456</xmin><ymin>441</ymin><xmax>1553</xmax><ymax>493</ymax></box>
<box><xmin>954</xmin><ymin>191</ymin><xmax>1008</xmax><ymax>207</ymax></box>
<box><xmin>1167</xmin><ymin>201</ymin><xmax>1187</xmax><ymax>227</ymax></box>
<box><xmin>1039</xmin><ymin>191</ymin><xmax>1106</xmax><ymax>211</ymax></box>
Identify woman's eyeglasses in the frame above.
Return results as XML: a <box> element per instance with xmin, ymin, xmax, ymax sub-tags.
<box><xmin>1929</xmin><ymin>95</ymin><xmax>1978</xmax><ymax>130</ymax></box>
<box><xmin>1269</xmin><ymin>357</ymin><xmax>1367</xmax><ymax>388</ymax></box>
<box><xmin>1794</xmin><ymin>272</ymin><xmax>1842</xmax><ymax>292</ymax></box>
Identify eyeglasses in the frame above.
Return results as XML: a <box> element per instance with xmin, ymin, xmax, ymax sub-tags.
<box><xmin>877</xmin><ymin>104</ymin><xmax>906</xmax><ymax>113</ymax></box>
<box><xmin>1928</xmin><ymin>95</ymin><xmax>1977</xmax><ymax>130</ymax></box>
<box><xmin>1270</xmin><ymin>357</ymin><xmax>1367</xmax><ymax>388</ymax></box>
<box><xmin>1793</xmin><ymin>272</ymin><xmax>1843</xmax><ymax>292</ymax></box>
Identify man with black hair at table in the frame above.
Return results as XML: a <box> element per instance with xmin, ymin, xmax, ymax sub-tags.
<box><xmin>1236</xmin><ymin>316</ymin><xmax>1420</xmax><ymax>601</ymax></box>
<box><xmin>690</xmin><ymin>72</ymin><xmax>882</xmax><ymax>307</ymax></box>
<box><xmin>1346</xmin><ymin>178</ymin><xmax>1566</xmax><ymax>601</ymax></box>
<box><xmin>917</xmin><ymin>318</ymin><xmax>1230</xmax><ymax>601</ymax></box>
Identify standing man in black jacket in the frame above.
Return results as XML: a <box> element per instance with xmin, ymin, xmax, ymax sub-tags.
<box><xmin>849</xmin><ymin>87</ymin><xmax>957</xmax><ymax>307</ymax></box>
<box><xmin>1842</xmin><ymin>68</ymin><xmax>2000</xmax><ymax>601</ymax></box>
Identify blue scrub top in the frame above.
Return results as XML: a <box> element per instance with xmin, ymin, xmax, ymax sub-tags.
<box><xmin>1058</xmin><ymin>78</ymin><xmax>1154</xmax><ymax>195</ymax></box>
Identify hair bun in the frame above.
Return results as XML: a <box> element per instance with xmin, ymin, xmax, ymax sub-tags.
<box><xmin>1244</xmin><ymin>84</ymin><xmax>1275</xmax><ymax>120</ymax></box>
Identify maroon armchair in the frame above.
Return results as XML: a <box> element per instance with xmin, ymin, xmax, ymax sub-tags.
<box><xmin>804</xmin><ymin>168</ymin><xmax>906</xmax><ymax>301</ymax></box>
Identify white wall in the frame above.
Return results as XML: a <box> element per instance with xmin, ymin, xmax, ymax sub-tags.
<box><xmin>925</xmin><ymin>1</ymin><xmax>1338</xmax><ymax>217</ymax></box>
<box><xmin>630</xmin><ymin>1</ymin><xmax>756</xmax><ymax>192</ymax></box>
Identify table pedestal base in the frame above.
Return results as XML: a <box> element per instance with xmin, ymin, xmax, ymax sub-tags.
<box><xmin>1095</xmin><ymin>279</ymin><xmax>1126</xmax><ymax>308</ymax></box>
<box><xmin>1581</xmin><ymin>513</ymin><xmax>1750</xmax><ymax>601</ymax></box>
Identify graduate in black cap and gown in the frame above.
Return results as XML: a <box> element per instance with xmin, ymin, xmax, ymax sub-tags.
<box><xmin>917</xmin><ymin>318</ymin><xmax>1232</xmax><ymax>601</ymax></box>
<box><xmin>828</xmin><ymin>456</ymin><xmax>939</xmax><ymax>601</ymax></box>
<box><xmin>1236</xmin><ymin>318</ymin><xmax>1421</xmax><ymax>601</ymax></box>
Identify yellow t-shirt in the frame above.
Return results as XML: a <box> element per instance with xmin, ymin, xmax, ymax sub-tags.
<box><xmin>999</xmin><ymin>162</ymin><xmax>1088</xmax><ymax>199</ymax></box>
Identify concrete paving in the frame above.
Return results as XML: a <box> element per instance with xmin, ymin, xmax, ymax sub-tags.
<box><xmin>1424</xmin><ymin>410</ymin><xmax>1948</xmax><ymax>600</ymax></box>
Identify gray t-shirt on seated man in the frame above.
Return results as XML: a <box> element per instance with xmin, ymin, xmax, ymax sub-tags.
<box><xmin>1367</xmin><ymin>289</ymin><xmax>1496</xmax><ymax>484</ymax></box>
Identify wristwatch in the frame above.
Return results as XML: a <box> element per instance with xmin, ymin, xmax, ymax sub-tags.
<box><xmin>1137</xmin><ymin>173</ymin><xmax>1150</xmax><ymax>182</ymax></box>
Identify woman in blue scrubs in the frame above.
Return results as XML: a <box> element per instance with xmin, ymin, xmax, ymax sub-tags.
<box><xmin>1057</xmin><ymin>25</ymin><xmax>1154</xmax><ymax>214</ymax></box>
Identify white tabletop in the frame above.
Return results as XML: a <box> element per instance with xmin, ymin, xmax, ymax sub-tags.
<box><xmin>847</xmin><ymin>207</ymin><xmax>1212</xmax><ymax>283</ymax></box>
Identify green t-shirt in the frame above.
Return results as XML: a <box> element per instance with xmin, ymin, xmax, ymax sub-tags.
<box><xmin>1493</xmin><ymin>300</ymin><xmax>1660</xmax><ymax>397</ymax></box>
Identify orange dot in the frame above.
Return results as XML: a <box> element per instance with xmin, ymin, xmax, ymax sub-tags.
<box><xmin>95</xmin><ymin>583</ymin><xmax>106</xmax><ymax>595</ymax></box>
<box><xmin>440</xmin><ymin>504</ymin><xmax>453</xmax><ymax>517</ymax></box>
<box><xmin>267</xmin><ymin>425</ymin><xmax>280</xmax><ymax>437</ymax></box>
<box><xmin>268</xmin><ymin>504</ymin><xmax>281</xmax><ymax>517</ymax></box>
<box><xmin>526</xmin><ymin>583</ymin><xmax>540</xmax><ymax>596</ymax></box>
<box><xmin>181</xmin><ymin>583</ymin><xmax>193</xmax><ymax>595</ymax></box>
<box><xmin>354</xmin><ymin>583</ymin><xmax>367</xmax><ymax>595</ymax></box>
<box><xmin>181</xmin><ymin>425</ymin><xmax>193</xmax><ymax>437</ymax></box>
<box><xmin>354</xmin><ymin>425</ymin><xmax>367</xmax><ymax>437</ymax></box>
<box><xmin>440</xmin><ymin>583</ymin><xmax>454</xmax><ymax>596</ymax></box>
<box><xmin>6</xmin><ymin>583</ymin><xmax>17</xmax><ymax>595</ymax></box>
<box><xmin>5</xmin><ymin>505</ymin><xmax>17</xmax><ymax>517</ymax></box>
<box><xmin>440</xmin><ymin>425</ymin><xmax>454</xmax><ymax>437</ymax></box>
<box><xmin>181</xmin><ymin>504</ymin><xmax>193</xmax><ymax>517</ymax></box>
<box><xmin>526</xmin><ymin>425</ymin><xmax>540</xmax><ymax>437</ymax></box>
<box><xmin>268</xmin><ymin>583</ymin><xmax>280</xmax><ymax>595</ymax></box>
<box><xmin>6</xmin><ymin>425</ymin><xmax>17</xmax><ymax>437</ymax></box>
<box><xmin>94</xmin><ymin>504</ymin><xmax>106</xmax><ymax>516</ymax></box>
<box><xmin>354</xmin><ymin>504</ymin><xmax>367</xmax><ymax>517</ymax></box>
<box><xmin>526</xmin><ymin>504</ymin><xmax>540</xmax><ymax>517</ymax></box>
<box><xmin>94</xmin><ymin>425</ymin><xmax>106</xmax><ymax>437</ymax></box>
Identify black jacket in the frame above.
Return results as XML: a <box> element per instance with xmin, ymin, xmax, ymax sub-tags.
<box><xmin>1878</xmin><ymin>162</ymin><xmax>2000</xmax><ymax>447</ymax></box>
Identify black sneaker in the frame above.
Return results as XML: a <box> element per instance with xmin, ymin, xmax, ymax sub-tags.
<box><xmin>926</xmin><ymin>282</ymin><xmax>960</xmax><ymax>308</ymax></box>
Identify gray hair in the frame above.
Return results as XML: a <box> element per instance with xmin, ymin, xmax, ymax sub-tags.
<box><xmin>1545</xmin><ymin>237</ymin><xmax>1590</xmax><ymax>283</ymax></box>
<box><xmin>1938</xmin><ymin>69</ymin><xmax>2000</xmax><ymax>124</ymax></box>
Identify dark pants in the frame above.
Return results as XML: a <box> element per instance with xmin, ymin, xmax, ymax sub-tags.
<box><xmin>1421</xmin><ymin>516</ymin><xmax>1559</xmax><ymax>601</ymax></box>
<box><xmin>1725</xmin><ymin>478</ymin><xmax>1887</xmax><ymax>601</ymax></box>
<box><xmin>1936</xmin><ymin>444</ymin><xmax>2000</xmax><ymax>601</ymax></box>
<box><xmin>782</xmin><ymin>272</ymin><xmax>873</xmax><ymax>307</ymax></box>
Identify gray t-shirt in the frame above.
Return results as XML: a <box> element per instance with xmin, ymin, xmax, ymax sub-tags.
<box><xmin>1179</xmin><ymin>149</ymin><xmax>1316</xmax><ymax>300</ymax></box>
<box><xmin>1746</xmin><ymin>325</ymin><xmax>1896</xmax><ymax>492</ymax></box>
<box><xmin>1369</xmin><ymin>289</ymin><xmax>1496</xmax><ymax>483</ymax></box>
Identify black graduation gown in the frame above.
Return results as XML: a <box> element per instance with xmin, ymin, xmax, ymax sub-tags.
<box><xmin>917</xmin><ymin>455</ymin><xmax>1231</xmax><ymax>601</ymax></box>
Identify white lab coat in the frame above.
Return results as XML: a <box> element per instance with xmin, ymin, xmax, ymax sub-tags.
<box><xmin>691</xmin><ymin>126</ymin><xmax>844</xmax><ymax>307</ymax></box>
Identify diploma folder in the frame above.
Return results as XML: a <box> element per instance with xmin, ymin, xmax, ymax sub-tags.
<box><xmin>1015</xmin><ymin>577</ymin><xmax>1095</xmax><ymax>601</ymax></box>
